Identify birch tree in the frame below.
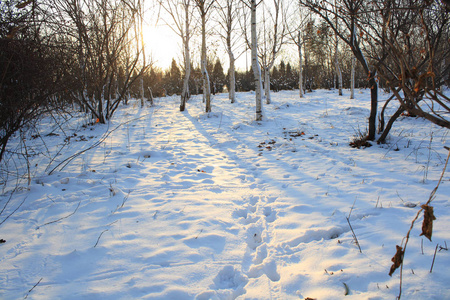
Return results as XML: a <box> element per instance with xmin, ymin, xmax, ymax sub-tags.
<box><xmin>350</xmin><ymin>55</ymin><xmax>355</xmax><ymax>99</ymax></box>
<box><xmin>194</xmin><ymin>0</ymin><xmax>215</xmax><ymax>113</ymax></box>
<box><xmin>241</xmin><ymin>0</ymin><xmax>264</xmax><ymax>120</ymax></box>
<box><xmin>159</xmin><ymin>0</ymin><xmax>193</xmax><ymax>111</ymax></box>
<box><xmin>285</xmin><ymin>3</ymin><xmax>309</xmax><ymax>98</ymax></box>
<box><xmin>259</xmin><ymin>0</ymin><xmax>286</xmax><ymax>104</ymax></box>
<box><xmin>216</xmin><ymin>0</ymin><xmax>243</xmax><ymax>103</ymax></box>
<box><xmin>333</xmin><ymin>0</ymin><xmax>342</xmax><ymax>95</ymax></box>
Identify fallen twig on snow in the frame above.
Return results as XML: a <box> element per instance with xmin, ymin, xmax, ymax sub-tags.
<box><xmin>36</xmin><ymin>200</ymin><xmax>81</xmax><ymax>229</ymax></box>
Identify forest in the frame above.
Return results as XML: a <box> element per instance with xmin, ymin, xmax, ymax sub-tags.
<box><xmin>2</xmin><ymin>0</ymin><xmax>449</xmax><ymax>158</ymax></box>
<box><xmin>1</xmin><ymin>0</ymin><xmax>450</xmax><ymax>299</ymax></box>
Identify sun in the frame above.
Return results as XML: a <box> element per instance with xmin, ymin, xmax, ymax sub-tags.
<box><xmin>143</xmin><ymin>24</ymin><xmax>180</xmax><ymax>69</ymax></box>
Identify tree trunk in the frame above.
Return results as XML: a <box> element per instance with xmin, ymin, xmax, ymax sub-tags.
<box><xmin>368</xmin><ymin>77</ymin><xmax>378</xmax><ymax>140</ymax></box>
<box><xmin>350</xmin><ymin>55</ymin><xmax>355</xmax><ymax>99</ymax></box>
<box><xmin>227</xmin><ymin>28</ymin><xmax>236</xmax><ymax>103</ymax></box>
<box><xmin>298</xmin><ymin>30</ymin><xmax>303</xmax><ymax>98</ymax></box>
<box><xmin>96</xmin><ymin>89</ymin><xmax>106</xmax><ymax>124</ymax></box>
<box><xmin>229</xmin><ymin>51</ymin><xmax>236</xmax><ymax>103</ymax></box>
<box><xmin>251</xmin><ymin>0</ymin><xmax>263</xmax><ymax>121</ymax></box>
<box><xmin>139</xmin><ymin>76</ymin><xmax>145</xmax><ymax>107</ymax></box>
<box><xmin>334</xmin><ymin>2</ymin><xmax>342</xmax><ymax>95</ymax></box>
<box><xmin>377</xmin><ymin>106</ymin><xmax>405</xmax><ymax>144</ymax></box>
<box><xmin>180</xmin><ymin>1</ymin><xmax>191</xmax><ymax>111</ymax></box>
<box><xmin>201</xmin><ymin>11</ymin><xmax>211</xmax><ymax>112</ymax></box>
<box><xmin>264</xmin><ymin>66</ymin><xmax>271</xmax><ymax>104</ymax></box>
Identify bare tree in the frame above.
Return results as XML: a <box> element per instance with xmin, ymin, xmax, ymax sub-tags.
<box><xmin>285</xmin><ymin>3</ymin><xmax>309</xmax><ymax>98</ymax></box>
<box><xmin>241</xmin><ymin>0</ymin><xmax>264</xmax><ymax>120</ymax></box>
<box><xmin>0</xmin><ymin>0</ymin><xmax>75</xmax><ymax>162</ymax></box>
<box><xmin>158</xmin><ymin>0</ymin><xmax>194</xmax><ymax>111</ymax></box>
<box><xmin>333</xmin><ymin>1</ymin><xmax>343</xmax><ymax>96</ymax></box>
<box><xmin>134</xmin><ymin>0</ymin><xmax>147</xmax><ymax>107</ymax></box>
<box><xmin>54</xmin><ymin>0</ymin><xmax>148</xmax><ymax>123</ymax></box>
<box><xmin>370</xmin><ymin>0</ymin><xmax>450</xmax><ymax>143</ymax></box>
<box><xmin>259</xmin><ymin>0</ymin><xmax>287</xmax><ymax>104</ymax></box>
<box><xmin>194</xmin><ymin>0</ymin><xmax>215</xmax><ymax>113</ymax></box>
<box><xmin>301</xmin><ymin>0</ymin><xmax>379</xmax><ymax>141</ymax></box>
<box><xmin>216</xmin><ymin>0</ymin><xmax>244</xmax><ymax>103</ymax></box>
<box><xmin>350</xmin><ymin>52</ymin><xmax>356</xmax><ymax>99</ymax></box>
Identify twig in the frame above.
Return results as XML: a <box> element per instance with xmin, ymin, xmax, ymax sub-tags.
<box><xmin>48</xmin><ymin>114</ymin><xmax>150</xmax><ymax>175</ymax></box>
<box><xmin>343</xmin><ymin>282</ymin><xmax>350</xmax><ymax>296</ymax></box>
<box><xmin>348</xmin><ymin>196</ymin><xmax>357</xmax><ymax>219</ymax></box>
<box><xmin>395</xmin><ymin>147</ymin><xmax>450</xmax><ymax>299</ymax></box>
<box><xmin>439</xmin><ymin>241</ymin><xmax>448</xmax><ymax>251</ymax></box>
<box><xmin>24</xmin><ymin>277</ymin><xmax>43</xmax><ymax>299</ymax></box>
<box><xmin>36</xmin><ymin>201</ymin><xmax>81</xmax><ymax>229</ymax></box>
<box><xmin>0</xmin><ymin>194</ymin><xmax>27</xmax><ymax>227</ymax></box>
<box><xmin>94</xmin><ymin>229</ymin><xmax>109</xmax><ymax>248</ymax></box>
<box><xmin>195</xmin><ymin>229</ymin><xmax>203</xmax><ymax>239</ymax></box>
<box><xmin>120</xmin><ymin>190</ymin><xmax>131</xmax><ymax>209</ymax></box>
<box><xmin>346</xmin><ymin>217</ymin><xmax>362</xmax><ymax>253</ymax></box>
<box><xmin>430</xmin><ymin>244</ymin><xmax>439</xmax><ymax>273</ymax></box>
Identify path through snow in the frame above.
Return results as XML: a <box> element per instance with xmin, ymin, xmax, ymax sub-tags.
<box><xmin>1</xmin><ymin>90</ymin><xmax>449</xmax><ymax>299</ymax></box>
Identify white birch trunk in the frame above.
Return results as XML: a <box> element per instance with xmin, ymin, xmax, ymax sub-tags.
<box><xmin>180</xmin><ymin>0</ymin><xmax>191</xmax><ymax>111</ymax></box>
<box><xmin>334</xmin><ymin>45</ymin><xmax>342</xmax><ymax>95</ymax></box>
<box><xmin>229</xmin><ymin>51</ymin><xmax>236</xmax><ymax>103</ymax></box>
<box><xmin>251</xmin><ymin>0</ymin><xmax>263</xmax><ymax>121</ymax></box>
<box><xmin>350</xmin><ymin>55</ymin><xmax>355</xmax><ymax>99</ymax></box>
<box><xmin>264</xmin><ymin>66</ymin><xmax>271</xmax><ymax>104</ymax></box>
<box><xmin>298</xmin><ymin>30</ymin><xmax>303</xmax><ymax>98</ymax></box>
<box><xmin>201</xmin><ymin>11</ymin><xmax>211</xmax><ymax>112</ymax></box>
<box><xmin>334</xmin><ymin>2</ymin><xmax>342</xmax><ymax>96</ymax></box>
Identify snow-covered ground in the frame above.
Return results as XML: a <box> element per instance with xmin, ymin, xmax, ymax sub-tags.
<box><xmin>1</xmin><ymin>89</ymin><xmax>449</xmax><ymax>299</ymax></box>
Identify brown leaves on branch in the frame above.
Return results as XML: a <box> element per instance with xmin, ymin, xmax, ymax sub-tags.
<box><xmin>420</xmin><ymin>204</ymin><xmax>436</xmax><ymax>241</ymax></box>
<box><xmin>389</xmin><ymin>245</ymin><xmax>404</xmax><ymax>276</ymax></box>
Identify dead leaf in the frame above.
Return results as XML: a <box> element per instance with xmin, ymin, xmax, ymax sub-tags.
<box><xmin>389</xmin><ymin>245</ymin><xmax>404</xmax><ymax>276</ymax></box>
<box><xmin>420</xmin><ymin>204</ymin><xmax>436</xmax><ymax>241</ymax></box>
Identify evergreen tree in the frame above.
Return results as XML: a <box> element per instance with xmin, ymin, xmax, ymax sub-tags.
<box><xmin>165</xmin><ymin>59</ymin><xmax>182</xmax><ymax>95</ymax></box>
<box><xmin>211</xmin><ymin>59</ymin><xmax>226</xmax><ymax>94</ymax></box>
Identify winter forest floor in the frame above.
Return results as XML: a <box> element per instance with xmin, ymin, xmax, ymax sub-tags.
<box><xmin>1</xmin><ymin>89</ymin><xmax>449</xmax><ymax>299</ymax></box>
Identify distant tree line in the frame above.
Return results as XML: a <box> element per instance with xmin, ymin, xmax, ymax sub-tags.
<box><xmin>135</xmin><ymin>55</ymin><xmax>370</xmax><ymax>99</ymax></box>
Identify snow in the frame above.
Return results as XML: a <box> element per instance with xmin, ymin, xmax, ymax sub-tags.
<box><xmin>1</xmin><ymin>89</ymin><xmax>449</xmax><ymax>299</ymax></box>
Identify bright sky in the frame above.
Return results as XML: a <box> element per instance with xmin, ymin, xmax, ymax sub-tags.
<box><xmin>143</xmin><ymin>24</ymin><xmax>180</xmax><ymax>70</ymax></box>
<box><xmin>143</xmin><ymin>24</ymin><xmax>252</xmax><ymax>72</ymax></box>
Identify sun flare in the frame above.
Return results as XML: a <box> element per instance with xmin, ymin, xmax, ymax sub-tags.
<box><xmin>143</xmin><ymin>24</ymin><xmax>180</xmax><ymax>69</ymax></box>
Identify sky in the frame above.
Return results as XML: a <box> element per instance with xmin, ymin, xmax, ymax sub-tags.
<box><xmin>141</xmin><ymin>2</ymin><xmax>299</xmax><ymax>73</ymax></box>
<box><xmin>143</xmin><ymin>23</ymin><xmax>180</xmax><ymax>70</ymax></box>
<box><xmin>143</xmin><ymin>23</ymin><xmax>253</xmax><ymax>72</ymax></box>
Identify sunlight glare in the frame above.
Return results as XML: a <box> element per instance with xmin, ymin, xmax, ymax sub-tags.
<box><xmin>143</xmin><ymin>24</ymin><xmax>180</xmax><ymax>69</ymax></box>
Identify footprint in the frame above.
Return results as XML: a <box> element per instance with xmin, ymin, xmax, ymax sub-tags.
<box><xmin>211</xmin><ymin>266</ymin><xmax>248</xmax><ymax>289</ymax></box>
<box><xmin>196</xmin><ymin>266</ymin><xmax>248</xmax><ymax>299</ymax></box>
<box><xmin>248</xmin><ymin>196</ymin><xmax>259</xmax><ymax>206</ymax></box>
<box><xmin>232</xmin><ymin>207</ymin><xmax>259</xmax><ymax>224</ymax></box>
<box><xmin>253</xmin><ymin>244</ymin><xmax>268</xmax><ymax>265</ymax></box>
<box><xmin>232</xmin><ymin>208</ymin><xmax>247</xmax><ymax>219</ymax></box>
<box><xmin>247</xmin><ymin>259</ymin><xmax>280</xmax><ymax>282</ymax></box>
<box><xmin>283</xmin><ymin>226</ymin><xmax>347</xmax><ymax>247</ymax></box>
<box><xmin>263</xmin><ymin>207</ymin><xmax>277</xmax><ymax>223</ymax></box>
<box><xmin>246</xmin><ymin>225</ymin><xmax>263</xmax><ymax>250</ymax></box>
